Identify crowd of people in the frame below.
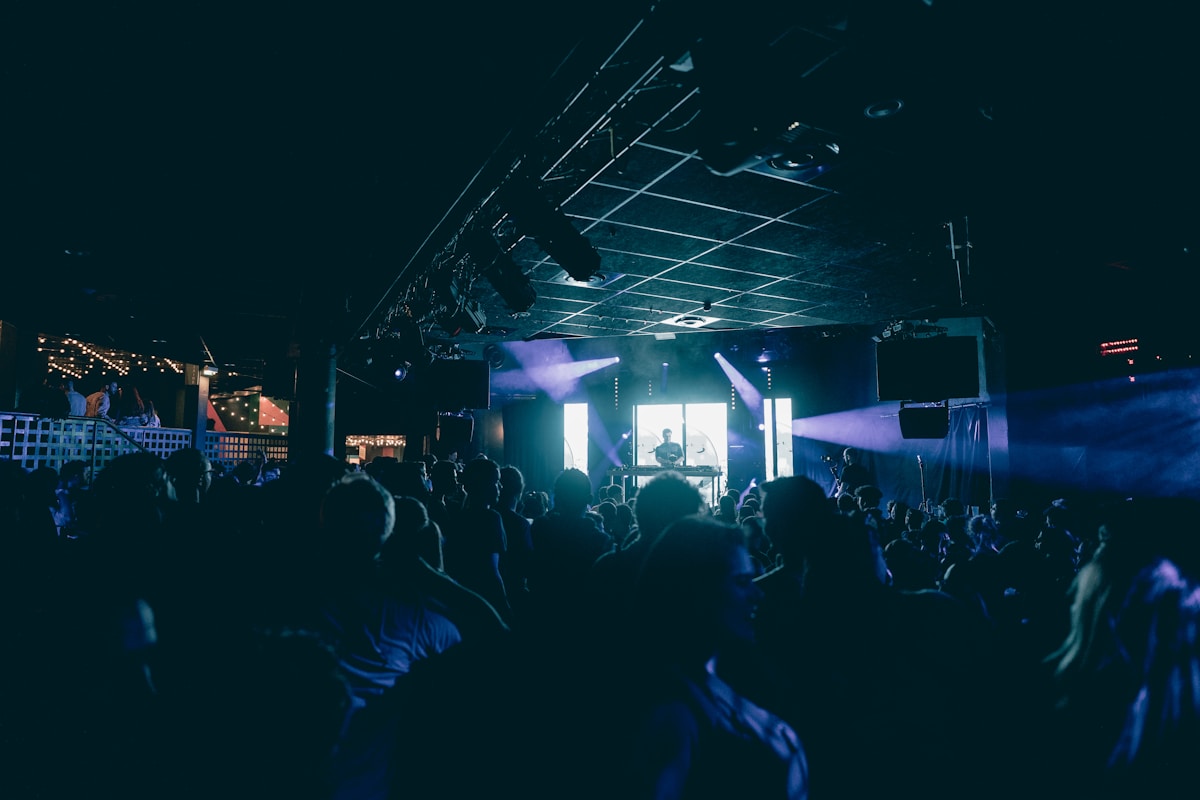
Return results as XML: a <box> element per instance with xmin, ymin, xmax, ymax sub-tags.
<box><xmin>2</xmin><ymin>447</ymin><xmax>1199</xmax><ymax>799</ymax></box>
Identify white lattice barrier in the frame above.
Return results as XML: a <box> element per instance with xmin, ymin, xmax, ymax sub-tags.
<box><xmin>2</xmin><ymin>412</ymin><xmax>286</xmax><ymax>475</ymax></box>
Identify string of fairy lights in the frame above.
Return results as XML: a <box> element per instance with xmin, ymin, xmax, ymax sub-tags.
<box><xmin>212</xmin><ymin>393</ymin><xmax>290</xmax><ymax>432</ymax></box>
<box><xmin>39</xmin><ymin>335</ymin><xmax>186</xmax><ymax>381</ymax></box>
<box><xmin>345</xmin><ymin>435</ymin><xmax>406</xmax><ymax>447</ymax></box>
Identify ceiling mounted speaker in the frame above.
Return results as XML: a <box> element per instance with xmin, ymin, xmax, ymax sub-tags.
<box><xmin>899</xmin><ymin>405</ymin><xmax>949</xmax><ymax>439</ymax></box>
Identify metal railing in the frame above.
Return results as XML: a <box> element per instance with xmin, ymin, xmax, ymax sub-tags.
<box><xmin>1</xmin><ymin>411</ymin><xmax>288</xmax><ymax>474</ymax></box>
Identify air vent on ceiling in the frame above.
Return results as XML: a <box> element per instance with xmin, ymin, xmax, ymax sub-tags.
<box><xmin>666</xmin><ymin>314</ymin><xmax>718</xmax><ymax>328</ymax></box>
<box><xmin>547</xmin><ymin>270</ymin><xmax>624</xmax><ymax>289</ymax></box>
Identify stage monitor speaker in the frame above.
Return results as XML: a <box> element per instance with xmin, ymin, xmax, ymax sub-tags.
<box><xmin>899</xmin><ymin>406</ymin><xmax>949</xmax><ymax>439</ymax></box>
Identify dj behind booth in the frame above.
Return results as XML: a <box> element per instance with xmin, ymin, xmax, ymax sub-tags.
<box><xmin>610</xmin><ymin>426</ymin><xmax>722</xmax><ymax>505</ymax></box>
<box><xmin>653</xmin><ymin>428</ymin><xmax>684</xmax><ymax>467</ymax></box>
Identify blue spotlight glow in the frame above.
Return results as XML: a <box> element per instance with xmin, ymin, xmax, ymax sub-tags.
<box><xmin>491</xmin><ymin>339</ymin><xmax>620</xmax><ymax>401</ymax></box>
<box><xmin>714</xmin><ymin>352</ymin><xmax>764</xmax><ymax>412</ymax></box>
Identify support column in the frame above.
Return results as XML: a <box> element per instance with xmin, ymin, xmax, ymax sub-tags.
<box><xmin>288</xmin><ymin>282</ymin><xmax>345</xmax><ymax>466</ymax></box>
<box><xmin>291</xmin><ymin>336</ymin><xmax>338</xmax><ymax>464</ymax></box>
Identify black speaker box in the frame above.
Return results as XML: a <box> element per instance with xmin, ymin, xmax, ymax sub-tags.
<box><xmin>899</xmin><ymin>406</ymin><xmax>949</xmax><ymax>439</ymax></box>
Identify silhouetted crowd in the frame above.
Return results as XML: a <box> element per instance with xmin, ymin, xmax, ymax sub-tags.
<box><xmin>3</xmin><ymin>451</ymin><xmax>1199</xmax><ymax>799</ymax></box>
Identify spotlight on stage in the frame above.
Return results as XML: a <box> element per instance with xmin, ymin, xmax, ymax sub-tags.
<box><xmin>714</xmin><ymin>352</ymin><xmax>763</xmax><ymax>411</ymax></box>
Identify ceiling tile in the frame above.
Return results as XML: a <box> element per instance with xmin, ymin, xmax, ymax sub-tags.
<box><xmin>604</xmin><ymin>194</ymin><xmax>766</xmax><ymax>241</ymax></box>
<box><xmin>594</xmin><ymin>222</ymin><xmax>721</xmax><ymax>261</ymax></box>
<box><xmin>729</xmin><ymin>292</ymin><xmax>827</xmax><ymax>315</ymax></box>
<box><xmin>657</xmin><ymin>262</ymin><xmax>776</xmax><ymax>293</ymax></box>
<box><xmin>561</xmin><ymin>184</ymin><xmax>637</xmax><ymax>220</ymax></box>
<box><xmin>699</xmin><ymin>244</ymin><xmax>810</xmax><ymax>277</ymax></box>
<box><xmin>592</xmin><ymin>249</ymin><xmax>679</xmax><ymax>277</ymax></box>
<box><xmin>592</xmin><ymin>143</ymin><xmax>691</xmax><ymax>191</ymax></box>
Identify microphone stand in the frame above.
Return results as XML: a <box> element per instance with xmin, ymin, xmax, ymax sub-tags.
<box><xmin>917</xmin><ymin>455</ymin><xmax>929</xmax><ymax>514</ymax></box>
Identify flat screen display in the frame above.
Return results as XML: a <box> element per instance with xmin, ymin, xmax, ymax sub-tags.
<box><xmin>876</xmin><ymin>336</ymin><xmax>980</xmax><ymax>401</ymax></box>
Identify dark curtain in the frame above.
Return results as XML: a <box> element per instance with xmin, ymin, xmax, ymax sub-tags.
<box><xmin>794</xmin><ymin>403</ymin><xmax>992</xmax><ymax>513</ymax></box>
<box><xmin>876</xmin><ymin>404</ymin><xmax>991</xmax><ymax>512</ymax></box>
<box><xmin>502</xmin><ymin>397</ymin><xmax>564</xmax><ymax>497</ymax></box>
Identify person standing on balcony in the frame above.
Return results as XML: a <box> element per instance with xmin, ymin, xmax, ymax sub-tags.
<box><xmin>64</xmin><ymin>380</ymin><xmax>88</xmax><ymax>416</ymax></box>
<box><xmin>143</xmin><ymin>400</ymin><xmax>161</xmax><ymax>428</ymax></box>
<box><xmin>115</xmin><ymin>385</ymin><xmax>147</xmax><ymax>426</ymax></box>
<box><xmin>86</xmin><ymin>381</ymin><xmax>119</xmax><ymax>422</ymax></box>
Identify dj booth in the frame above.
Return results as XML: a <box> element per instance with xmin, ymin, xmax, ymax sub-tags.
<box><xmin>607</xmin><ymin>464</ymin><xmax>723</xmax><ymax>505</ymax></box>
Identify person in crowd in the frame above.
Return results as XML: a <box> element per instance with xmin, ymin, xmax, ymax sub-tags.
<box><xmin>852</xmin><ymin>484</ymin><xmax>885</xmax><ymax>530</ymax></box>
<box><xmin>732</xmin><ymin>474</ymin><xmax>1006</xmax><ymax>799</ymax></box>
<box><xmin>737</xmin><ymin>495</ymin><xmax>761</xmax><ymax>524</ymax></box>
<box><xmin>425</xmin><ymin>458</ymin><xmax>461</xmax><ymax>533</ymax></box>
<box><xmin>588</xmin><ymin>470</ymin><xmax>706</xmax><ymax>635</ymax></box>
<box><xmin>16</xmin><ymin>452</ymin><xmax>176</xmax><ymax>798</ymax></box>
<box><xmin>497</xmin><ymin>464</ymin><xmax>535</xmax><ymax>622</ymax></box>
<box><xmin>380</xmin><ymin>495</ymin><xmax>509</xmax><ymax>644</ymax></box>
<box><xmin>968</xmin><ymin>510</ymin><xmax>1001</xmax><ymax>552</ymax></box>
<box><xmin>594</xmin><ymin>499</ymin><xmax>619</xmax><ymax>540</ymax></box>
<box><xmin>880</xmin><ymin>498</ymin><xmax>910</xmax><ymax>546</ymax></box>
<box><xmin>654</xmin><ymin>427</ymin><xmax>684</xmax><ymax>467</ymax></box>
<box><xmin>742</xmin><ymin>514</ymin><xmax>774</xmax><ymax>575</ymax></box>
<box><xmin>526</xmin><ymin>468</ymin><xmax>613</xmax><ymax>628</ymax></box>
<box><xmin>520</xmin><ymin>488</ymin><xmax>550</xmax><ymax>521</ymax></box>
<box><xmin>601</xmin><ymin>482</ymin><xmax>626</xmax><ymax>506</ymax></box>
<box><xmin>990</xmin><ymin>497</ymin><xmax>1035</xmax><ymax>547</ymax></box>
<box><xmin>52</xmin><ymin>459</ymin><xmax>90</xmax><ymax>537</ymax></box>
<box><xmin>712</xmin><ymin>492</ymin><xmax>739</xmax><ymax>526</ymax></box>
<box><xmin>311</xmin><ymin>472</ymin><xmax>463</xmax><ymax>800</ymax></box>
<box><xmin>902</xmin><ymin>505</ymin><xmax>926</xmax><ymax>543</ymax></box>
<box><xmin>371</xmin><ymin>458</ymin><xmax>432</xmax><ymax>507</ymax></box>
<box><xmin>181</xmin><ymin>627</ymin><xmax>353</xmax><ymax>800</ymax></box>
<box><xmin>1026</xmin><ymin>497</ymin><xmax>1200</xmax><ymax>798</ymax></box>
<box><xmin>609</xmin><ymin>501</ymin><xmax>636</xmax><ymax>549</ymax></box>
<box><xmin>164</xmin><ymin>447</ymin><xmax>214</xmax><ymax>506</ymax></box>
<box><xmin>611</xmin><ymin>514</ymin><xmax>809</xmax><ymax>799</ymax></box>
<box><xmin>440</xmin><ymin>457</ymin><xmax>512</xmax><ymax>624</ymax></box>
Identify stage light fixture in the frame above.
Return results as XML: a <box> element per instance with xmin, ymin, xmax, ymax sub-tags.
<box><xmin>440</xmin><ymin>298</ymin><xmax>487</xmax><ymax>336</ymax></box>
<box><xmin>500</xmin><ymin>175</ymin><xmax>601</xmax><ymax>282</ymax></box>
<box><xmin>484</xmin><ymin>343</ymin><xmax>507</xmax><ymax>370</ymax></box>
<box><xmin>483</xmin><ymin>250</ymin><xmax>537</xmax><ymax>313</ymax></box>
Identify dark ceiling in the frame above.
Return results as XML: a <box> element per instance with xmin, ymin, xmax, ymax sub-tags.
<box><xmin>4</xmin><ymin>2</ymin><xmax>1197</xmax><ymax>392</ymax></box>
